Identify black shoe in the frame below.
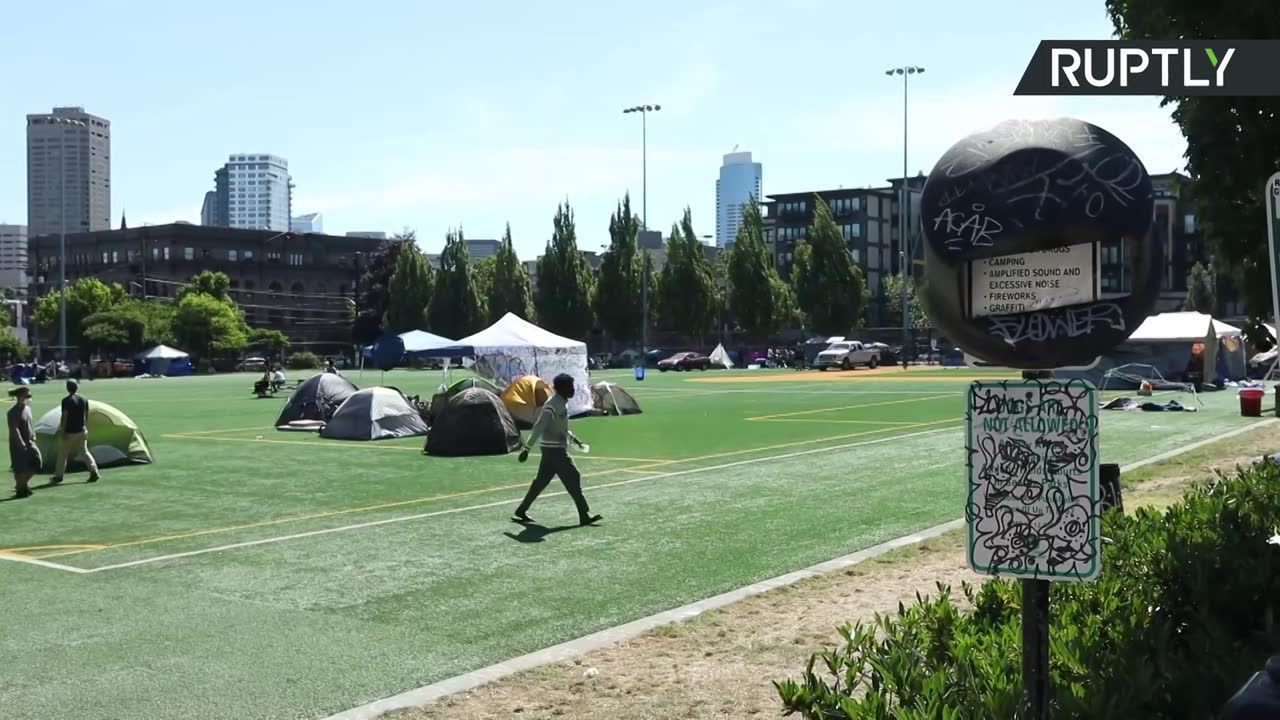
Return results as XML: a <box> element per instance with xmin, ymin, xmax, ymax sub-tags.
<box><xmin>87</xmin><ymin>474</ymin><xmax>99</xmax><ymax>483</ymax></box>
<box><xmin>511</xmin><ymin>511</ymin><xmax>533</xmax><ymax>524</ymax></box>
<box><xmin>580</xmin><ymin>514</ymin><xmax>603</xmax><ymax>526</ymax></box>
<box><xmin>13</xmin><ymin>489</ymin><xmax>31</xmax><ymax>499</ymax></box>
<box><xmin>49</xmin><ymin>476</ymin><xmax>63</xmax><ymax>485</ymax></box>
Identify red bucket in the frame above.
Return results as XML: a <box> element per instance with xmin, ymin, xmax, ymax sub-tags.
<box><xmin>1239</xmin><ymin>388</ymin><xmax>1265</xmax><ymax>417</ymax></box>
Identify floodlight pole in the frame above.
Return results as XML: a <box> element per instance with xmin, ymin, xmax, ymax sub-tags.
<box><xmin>624</xmin><ymin>103</ymin><xmax>660</xmax><ymax>355</ymax></box>
<box><xmin>887</xmin><ymin>66</ymin><xmax>922</xmax><ymax>367</ymax></box>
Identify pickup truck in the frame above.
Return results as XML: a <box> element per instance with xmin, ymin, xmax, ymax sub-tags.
<box><xmin>813</xmin><ymin>341</ymin><xmax>881</xmax><ymax>371</ymax></box>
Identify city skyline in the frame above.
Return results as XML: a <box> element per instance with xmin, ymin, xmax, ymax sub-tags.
<box><xmin>0</xmin><ymin>1</ymin><xmax>1188</xmax><ymax>258</ymax></box>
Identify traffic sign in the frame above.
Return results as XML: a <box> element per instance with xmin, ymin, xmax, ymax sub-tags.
<box><xmin>966</xmin><ymin>379</ymin><xmax>1100</xmax><ymax>581</ymax></box>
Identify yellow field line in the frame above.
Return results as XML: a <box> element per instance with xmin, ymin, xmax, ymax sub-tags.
<box><xmin>35</xmin><ymin>419</ymin><xmax>960</xmax><ymax>560</ymax></box>
<box><xmin>0</xmin><ymin>544</ymin><xmax>107</xmax><ymax>558</ymax></box>
<box><xmin>746</xmin><ymin>394</ymin><xmax>954</xmax><ymax>421</ymax></box>
<box><xmin>159</xmin><ymin>433</ymin><xmax>664</xmax><ymax>463</ymax></box>
<box><xmin>175</xmin><ymin>425</ymin><xmax>273</xmax><ymax>436</ymax></box>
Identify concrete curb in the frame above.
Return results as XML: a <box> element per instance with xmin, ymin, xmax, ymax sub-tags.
<box><xmin>321</xmin><ymin>417</ymin><xmax>1278</xmax><ymax>720</ymax></box>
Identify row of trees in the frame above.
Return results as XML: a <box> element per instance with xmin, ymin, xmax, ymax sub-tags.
<box><xmin>30</xmin><ymin>272</ymin><xmax>289</xmax><ymax>361</ymax></box>
<box><xmin>357</xmin><ymin>193</ymin><xmax>915</xmax><ymax>345</ymax></box>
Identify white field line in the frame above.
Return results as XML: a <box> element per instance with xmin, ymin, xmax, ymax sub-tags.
<box><xmin>321</xmin><ymin>416</ymin><xmax>1280</xmax><ymax>720</ymax></box>
<box><xmin>0</xmin><ymin>552</ymin><xmax>92</xmax><ymax>574</ymax></box>
<box><xmin>13</xmin><ymin>425</ymin><xmax>964</xmax><ymax>575</ymax></box>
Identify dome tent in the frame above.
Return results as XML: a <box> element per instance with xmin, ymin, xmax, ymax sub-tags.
<box><xmin>275</xmin><ymin>374</ymin><xmax>358</xmax><ymax>428</ymax></box>
<box><xmin>427</xmin><ymin>376</ymin><xmax>505</xmax><ymax>426</ymax></box>
<box><xmin>591</xmin><ymin>381</ymin><xmax>641</xmax><ymax>416</ymax></box>
<box><xmin>500</xmin><ymin>375</ymin><xmax>553</xmax><ymax>428</ymax></box>
<box><xmin>35</xmin><ymin>400</ymin><xmax>153</xmax><ymax>473</ymax></box>
<box><xmin>424</xmin><ymin>388</ymin><xmax>521</xmax><ymax>456</ymax></box>
<box><xmin>320</xmin><ymin>387</ymin><xmax>428</xmax><ymax>441</ymax></box>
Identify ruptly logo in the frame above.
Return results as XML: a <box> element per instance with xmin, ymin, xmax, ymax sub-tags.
<box><xmin>1015</xmin><ymin>41</ymin><xmax>1280</xmax><ymax>96</ymax></box>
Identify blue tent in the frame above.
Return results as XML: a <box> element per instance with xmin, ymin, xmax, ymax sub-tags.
<box><xmin>361</xmin><ymin>330</ymin><xmax>473</xmax><ymax>365</ymax></box>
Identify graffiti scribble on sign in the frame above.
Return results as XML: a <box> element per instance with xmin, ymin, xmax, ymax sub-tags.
<box><xmin>966</xmin><ymin>379</ymin><xmax>1100</xmax><ymax>581</ymax></box>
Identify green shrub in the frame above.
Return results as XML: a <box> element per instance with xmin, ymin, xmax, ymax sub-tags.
<box><xmin>777</xmin><ymin>460</ymin><xmax>1280</xmax><ymax>719</ymax></box>
<box><xmin>286</xmin><ymin>352</ymin><xmax>321</xmax><ymax>370</ymax></box>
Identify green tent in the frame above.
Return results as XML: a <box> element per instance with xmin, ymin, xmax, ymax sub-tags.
<box><xmin>446</xmin><ymin>376</ymin><xmax>502</xmax><ymax>396</ymax></box>
<box><xmin>35</xmin><ymin>400</ymin><xmax>154</xmax><ymax>473</ymax></box>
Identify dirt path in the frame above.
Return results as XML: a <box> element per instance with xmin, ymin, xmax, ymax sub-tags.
<box><xmin>390</xmin><ymin>426</ymin><xmax>1280</xmax><ymax>720</ymax></box>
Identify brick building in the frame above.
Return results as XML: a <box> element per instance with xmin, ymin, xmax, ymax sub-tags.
<box><xmin>29</xmin><ymin>223</ymin><xmax>380</xmax><ymax>346</ymax></box>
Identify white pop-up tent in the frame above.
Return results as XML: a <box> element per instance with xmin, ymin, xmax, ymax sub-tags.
<box><xmin>708</xmin><ymin>343</ymin><xmax>734</xmax><ymax>369</ymax></box>
<box><xmin>1125</xmin><ymin>311</ymin><xmax>1245</xmax><ymax>383</ymax></box>
<box><xmin>135</xmin><ymin>344</ymin><xmax>191</xmax><ymax>376</ymax></box>
<box><xmin>456</xmin><ymin>313</ymin><xmax>591</xmax><ymax>416</ymax></box>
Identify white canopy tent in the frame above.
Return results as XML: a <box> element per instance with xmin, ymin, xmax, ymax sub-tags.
<box><xmin>456</xmin><ymin>313</ymin><xmax>591</xmax><ymax>415</ymax></box>
<box><xmin>1126</xmin><ymin>312</ymin><xmax>1245</xmax><ymax>383</ymax></box>
<box><xmin>135</xmin><ymin>344</ymin><xmax>191</xmax><ymax>376</ymax></box>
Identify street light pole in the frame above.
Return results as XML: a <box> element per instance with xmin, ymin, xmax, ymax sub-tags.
<box><xmin>623</xmin><ymin>104</ymin><xmax>661</xmax><ymax>354</ymax></box>
<box><xmin>886</xmin><ymin>66</ymin><xmax>923</xmax><ymax>367</ymax></box>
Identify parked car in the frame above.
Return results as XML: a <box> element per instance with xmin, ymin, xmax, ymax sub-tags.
<box><xmin>813</xmin><ymin>341</ymin><xmax>881</xmax><ymax>371</ymax></box>
<box><xmin>237</xmin><ymin>356</ymin><xmax>268</xmax><ymax>372</ymax></box>
<box><xmin>658</xmin><ymin>351</ymin><xmax>712</xmax><ymax>372</ymax></box>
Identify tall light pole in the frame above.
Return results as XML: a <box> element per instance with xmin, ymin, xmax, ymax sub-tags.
<box><xmin>886</xmin><ymin>65</ymin><xmax>923</xmax><ymax>367</ymax></box>
<box><xmin>623</xmin><ymin>104</ymin><xmax>660</xmax><ymax>354</ymax></box>
<box><xmin>52</xmin><ymin>116</ymin><xmax>86</xmax><ymax>357</ymax></box>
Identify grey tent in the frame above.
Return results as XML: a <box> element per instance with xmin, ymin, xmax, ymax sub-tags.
<box><xmin>275</xmin><ymin>374</ymin><xmax>358</xmax><ymax>428</ymax></box>
<box><xmin>424</xmin><ymin>388</ymin><xmax>521</xmax><ymax>456</ymax></box>
<box><xmin>320</xmin><ymin>387</ymin><xmax>428</xmax><ymax>441</ymax></box>
<box><xmin>590</xmin><ymin>381</ymin><xmax>642</xmax><ymax>416</ymax></box>
<box><xmin>427</xmin><ymin>376</ymin><xmax>505</xmax><ymax>426</ymax></box>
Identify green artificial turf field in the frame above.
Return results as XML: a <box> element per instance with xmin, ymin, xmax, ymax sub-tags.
<box><xmin>0</xmin><ymin>367</ymin><xmax>1262</xmax><ymax>720</ymax></box>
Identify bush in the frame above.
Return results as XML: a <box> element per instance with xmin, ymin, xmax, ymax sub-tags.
<box><xmin>777</xmin><ymin>460</ymin><xmax>1280</xmax><ymax>719</ymax></box>
<box><xmin>286</xmin><ymin>352</ymin><xmax>321</xmax><ymax>370</ymax></box>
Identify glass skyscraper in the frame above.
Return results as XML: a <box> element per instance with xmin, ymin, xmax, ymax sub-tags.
<box><xmin>715</xmin><ymin>151</ymin><xmax>762</xmax><ymax>248</ymax></box>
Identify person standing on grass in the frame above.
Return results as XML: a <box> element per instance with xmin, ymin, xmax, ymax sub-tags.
<box><xmin>512</xmin><ymin>373</ymin><xmax>601</xmax><ymax>526</ymax></box>
<box><xmin>51</xmin><ymin>379</ymin><xmax>99</xmax><ymax>485</ymax></box>
<box><xmin>8</xmin><ymin>386</ymin><xmax>39</xmax><ymax>498</ymax></box>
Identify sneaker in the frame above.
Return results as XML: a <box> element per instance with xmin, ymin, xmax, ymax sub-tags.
<box><xmin>580</xmin><ymin>514</ymin><xmax>603</xmax><ymax>526</ymax></box>
<box><xmin>511</xmin><ymin>511</ymin><xmax>533</xmax><ymax>524</ymax></box>
<box><xmin>13</xmin><ymin>489</ymin><xmax>32</xmax><ymax>499</ymax></box>
<box><xmin>87</xmin><ymin>473</ymin><xmax>100</xmax><ymax>483</ymax></box>
<box><xmin>49</xmin><ymin>476</ymin><xmax>63</xmax><ymax>485</ymax></box>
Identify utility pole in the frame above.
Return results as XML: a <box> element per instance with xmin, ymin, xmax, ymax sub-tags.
<box><xmin>623</xmin><ymin>104</ymin><xmax>661</xmax><ymax>353</ymax></box>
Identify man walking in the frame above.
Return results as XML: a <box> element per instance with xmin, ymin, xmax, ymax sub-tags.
<box><xmin>512</xmin><ymin>373</ymin><xmax>601</xmax><ymax>526</ymax></box>
<box><xmin>8</xmin><ymin>386</ymin><xmax>39</xmax><ymax>498</ymax></box>
<box><xmin>51</xmin><ymin>379</ymin><xmax>99</xmax><ymax>484</ymax></box>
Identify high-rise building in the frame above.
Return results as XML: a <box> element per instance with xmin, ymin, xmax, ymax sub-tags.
<box><xmin>26</xmin><ymin>107</ymin><xmax>111</xmax><ymax>238</ymax></box>
<box><xmin>0</xmin><ymin>224</ymin><xmax>29</xmax><ymax>294</ymax></box>
<box><xmin>200</xmin><ymin>191</ymin><xmax>218</xmax><ymax>226</ymax></box>
<box><xmin>291</xmin><ymin>213</ymin><xmax>323</xmax><ymax>233</ymax></box>
<box><xmin>464</xmin><ymin>238</ymin><xmax>500</xmax><ymax>260</ymax></box>
<box><xmin>715</xmin><ymin>151</ymin><xmax>762</xmax><ymax>248</ymax></box>
<box><xmin>206</xmin><ymin>154</ymin><xmax>293</xmax><ymax>231</ymax></box>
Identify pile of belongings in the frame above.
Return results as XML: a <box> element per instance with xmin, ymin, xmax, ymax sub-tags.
<box><xmin>1102</xmin><ymin>397</ymin><xmax>1197</xmax><ymax>412</ymax></box>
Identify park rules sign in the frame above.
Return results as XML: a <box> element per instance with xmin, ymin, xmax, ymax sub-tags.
<box><xmin>966</xmin><ymin>380</ymin><xmax>1100</xmax><ymax>582</ymax></box>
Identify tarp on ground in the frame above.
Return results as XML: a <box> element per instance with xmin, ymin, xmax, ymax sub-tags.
<box><xmin>591</xmin><ymin>381</ymin><xmax>642</xmax><ymax>416</ymax></box>
<box><xmin>134</xmin><ymin>344</ymin><xmax>192</xmax><ymax>376</ymax></box>
<box><xmin>456</xmin><ymin>313</ymin><xmax>591</xmax><ymax>416</ymax></box>
<box><xmin>35</xmin><ymin>400</ymin><xmax>153</xmax><ymax>472</ymax></box>
<box><xmin>500</xmin><ymin>375</ymin><xmax>553</xmax><ymax>428</ymax></box>
<box><xmin>424</xmin><ymin>387</ymin><xmax>521</xmax><ymax>456</ymax></box>
<box><xmin>320</xmin><ymin>387</ymin><xmax>428</xmax><ymax>441</ymax></box>
<box><xmin>275</xmin><ymin>373</ymin><xmax>358</xmax><ymax>428</ymax></box>
<box><xmin>708</xmin><ymin>343</ymin><xmax>734</xmax><ymax>369</ymax></box>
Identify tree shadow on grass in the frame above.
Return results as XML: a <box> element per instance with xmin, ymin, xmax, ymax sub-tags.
<box><xmin>504</xmin><ymin>522</ymin><xmax>584</xmax><ymax>544</ymax></box>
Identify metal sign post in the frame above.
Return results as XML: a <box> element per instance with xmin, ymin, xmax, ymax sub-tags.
<box><xmin>924</xmin><ymin>119</ymin><xmax>1158</xmax><ymax>719</ymax></box>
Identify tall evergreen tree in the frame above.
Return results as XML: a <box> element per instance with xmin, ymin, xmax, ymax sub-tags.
<box><xmin>428</xmin><ymin>228</ymin><xmax>485</xmax><ymax>339</ymax></box>
<box><xmin>727</xmin><ymin>199</ymin><xmax>796</xmax><ymax>340</ymax></box>
<box><xmin>594</xmin><ymin>195</ymin><xmax>645</xmax><ymax>343</ymax></box>
<box><xmin>657</xmin><ymin>209</ymin><xmax>720</xmax><ymax>339</ymax></box>
<box><xmin>383</xmin><ymin>243</ymin><xmax>434</xmax><ymax>333</ymax></box>
<box><xmin>352</xmin><ymin>231</ymin><xmax>413</xmax><ymax>345</ymax></box>
<box><xmin>488</xmin><ymin>223</ymin><xmax>534</xmax><ymax>322</ymax></box>
<box><xmin>535</xmin><ymin>201</ymin><xmax>595</xmax><ymax>338</ymax></box>
<box><xmin>792</xmin><ymin>197</ymin><xmax>866</xmax><ymax>335</ymax></box>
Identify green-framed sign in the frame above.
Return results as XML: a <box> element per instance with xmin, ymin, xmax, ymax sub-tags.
<box><xmin>965</xmin><ymin>379</ymin><xmax>1100</xmax><ymax>582</ymax></box>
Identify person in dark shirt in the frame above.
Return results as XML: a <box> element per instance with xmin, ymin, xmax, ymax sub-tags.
<box><xmin>51</xmin><ymin>379</ymin><xmax>99</xmax><ymax>484</ymax></box>
<box><xmin>8</xmin><ymin>386</ymin><xmax>39</xmax><ymax>498</ymax></box>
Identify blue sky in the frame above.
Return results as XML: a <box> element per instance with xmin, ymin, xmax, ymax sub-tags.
<box><xmin>0</xmin><ymin>0</ymin><xmax>1187</xmax><ymax>258</ymax></box>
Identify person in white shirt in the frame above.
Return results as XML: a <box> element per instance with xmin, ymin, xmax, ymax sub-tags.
<box><xmin>512</xmin><ymin>373</ymin><xmax>601</xmax><ymax>526</ymax></box>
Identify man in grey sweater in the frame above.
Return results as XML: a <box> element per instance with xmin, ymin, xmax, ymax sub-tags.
<box><xmin>512</xmin><ymin>374</ymin><xmax>601</xmax><ymax>526</ymax></box>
